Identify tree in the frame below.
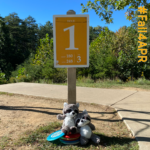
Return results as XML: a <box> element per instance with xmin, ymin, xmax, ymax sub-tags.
<box><xmin>24</xmin><ymin>16</ymin><xmax>38</xmax><ymax>54</ymax></box>
<box><xmin>32</xmin><ymin>34</ymin><xmax>67</xmax><ymax>83</ymax></box>
<box><xmin>0</xmin><ymin>16</ymin><xmax>13</xmax><ymax>79</ymax></box>
<box><xmin>1</xmin><ymin>13</ymin><xmax>39</xmax><ymax>79</ymax></box>
<box><xmin>19</xmin><ymin>20</ymin><xmax>30</xmax><ymax>58</ymax></box>
<box><xmin>89</xmin><ymin>25</ymin><xmax>104</xmax><ymax>44</ymax></box>
<box><xmin>89</xmin><ymin>27</ymin><xmax>118</xmax><ymax>80</ymax></box>
<box><xmin>115</xmin><ymin>26</ymin><xmax>139</xmax><ymax>80</ymax></box>
<box><xmin>81</xmin><ymin>0</ymin><xmax>150</xmax><ymax>80</ymax></box>
<box><xmin>89</xmin><ymin>26</ymin><xmax>97</xmax><ymax>44</ymax></box>
<box><xmin>32</xmin><ymin>33</ymin><xmax>53</xmax><ymax>67</ymax></box>
<box><xmin>128</xmin><ymin>8</ymin><xmax>150</xmax><ymax>79</ymax></box>
<box><xmin>4</xmin><ymin>13</ymin><xmax>26</xmax><ymax>70</ymax></box>
<box><xmin>37</xmin><ymin>21</ymin><xmax>53</xmax><ymax>43</ymax></box>
<box><xmin>93</xmin><ymin>25</ymin><xmax>103</xmax><ymax>35</ymax></box>
<box><xmin>81</xmin><ymin>0</ymin><xmax>150</xmax><ymax>24</ymax></box>
<box><xmin>0</xmin><ymin>16</ymin><xmax>5</xmax><ymax>49</ymax></box>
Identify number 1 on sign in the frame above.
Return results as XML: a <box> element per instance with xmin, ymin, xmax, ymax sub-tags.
<box><xmin>64</xmin><ymin>25</ymin><xmax>79</xmax><ymax>50</ymax></box>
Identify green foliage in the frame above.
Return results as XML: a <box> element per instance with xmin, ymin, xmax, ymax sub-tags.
<box><xmin>10</xmin><ymin>52</ymin><xmax>42</xmax><ymax>82</ymax></box>
<box><xmin>24</xmin><ymin>15</ymin><xmax>38</xmax><ymax>54</ymax></box>
<box><xmin>17</xmin><ymin>67</ymin><xmax>25</xmax><ymax>77</ymax></box>
<box><xmin>0</xmin><ymin>69</ymin><xmax>7</xmax><ymax>84</ymax></box>
<box><xmin>53</xmin><ymin>68</ymin><xmax>67</xmax><ymax>83</ymax></box>
<box><xmin>77</xmin><ymin>68</ymin><xmax>89</xmax><ymax>78</ymax></box>
<box><xmin>115</xmin><ymin>26</ymin><xmax>150</xmax><ymax>80</ymax></box>
<box><xmin>0</xmin><ymin>13</ymin><xmax>40</xmax><ymax>80</ymax></box>
<box><xmin>32</xmin><ymin>34</ymin><xmax>52</xmax><ymax>79</ymax></box>
<box><xmin>0</xmin><ymin>70</ymin><xmax>5</xmax><ymax>80</ymax></box>
<box><xmin>41</xmin><ymin>59</ymin><xmax>54</xmax><ymax>79</ymax></box>
<box><xmin>41</xmin><ymin>58</ymin><xmax>67</xmax><ymax>83</ymax></box>
<box><xmin>126</xmin><ymin>9</ymin><xmax>150</xmax><ymax>79</ymax></box>
<box><xmin>37</xmin><ymin>21</ymin><xmax>53</xmax><ymax>43</ymax></box>
<box><xmin>81</xmin><ymin>0</ymin><xmax>150</xmax><ymax>24</ymax></box>
<box><xmin>1</xmin><ymin>10</ymin><xmax>149</xmax><ymax>83</ymax></box>
<box><xmin>89</xmin><ymin>25</ymin><xmax>103</xmax><ymax>44</ymax></box>
<box><xmin>32</xmin><ymin>33</ymin><xmax>53</xmax><ymax>67</ymax></box>
<box><xmin>16</xmin><ymin>75</ymin><xmax>32</xmax><ymax>82</ymax></box>
<box><xmin>26</xmin><ymin>64</ymin><xmax>43</xmax><ymax>81</ymax></box>
<box><xmin>9</xmin><ymin>33</ymin><xmax>66</xmax><ymax>83</ymax></box>
<box><xmin>32</xmin><ymin>34</ymin><xmax>66</xmax><ymax>83</ymax></box>
<box><xmin>0</xmin><ymin>17</ymin><xmax>5</xmax><ymax>48</ymax></box>
<box><xmin>77</xmin><ymin>75</ymin><xmax>94</xmax><ymax>84</ymax></box>
<box><xmin>50</xmin><ymin>38</ymin><xmax>53</xmax><ymax>49</ymax></box>
<box><xmin>9</xmin><ymin>77</ymin><xmax>17</xmax><ymax>83</ymax></box>
<box><xmin>0</xmin><ymin>16</ymin><xmax>13</xmax><ymax>79</ymax></box>
<box><xmin>89</xmin><ymin>27</ymin><xmax>118</xmax><ymax>80</ymax></box>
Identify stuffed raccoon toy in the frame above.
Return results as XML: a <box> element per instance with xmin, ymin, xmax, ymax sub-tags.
<box><xmin>57</xmin><ymin>102</ymin><xmax>79</xmax><ymax>135</ymax></box>
<box><xmin>75</xmin><ymin>110</ymin><xmax>100</xmax><ymax>145</ymax></box>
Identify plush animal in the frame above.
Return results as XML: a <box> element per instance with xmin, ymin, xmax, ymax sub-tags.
<box><xmin>57</xmin><ymin>102</ymin><xmax>79</xmax><ymax>135</ymax></box>
<box><xmin>75</xmin><ymin>110</ymin><xmax>100</xmax><ymax>145</ymax></box>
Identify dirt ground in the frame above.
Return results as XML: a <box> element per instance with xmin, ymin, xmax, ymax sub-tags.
<box><xmin>0</xmin><ymin>93</ymin><xmax>133</xmax><ymax>149</ymax></box>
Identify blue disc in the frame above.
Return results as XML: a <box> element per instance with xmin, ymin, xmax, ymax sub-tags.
<box><xmin>47</xmin><ymin>130</ymin><xmax>65</xmax><ymax>141</ymax></box>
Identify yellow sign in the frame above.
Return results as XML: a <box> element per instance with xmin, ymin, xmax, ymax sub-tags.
<box><xmin>53</xmin><ymin>15</ymin><xmax>89</xmax><ymax>68</ymax></box>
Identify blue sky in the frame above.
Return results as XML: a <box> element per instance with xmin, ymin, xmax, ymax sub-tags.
<box><xmin>0</xmin><ymin>0</ymin><xmax>135</xmax><ymax>32</ymax></box>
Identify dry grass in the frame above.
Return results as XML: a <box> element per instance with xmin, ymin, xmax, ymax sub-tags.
<box><xmin>0</xmin><ymin>92</ymin><xmax>138</xmax><ymax>150</ymax></box>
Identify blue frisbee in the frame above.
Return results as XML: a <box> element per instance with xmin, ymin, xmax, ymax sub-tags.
<box><xmin>47</xmin><ymin>130</ymin><xmax>65</xmax><ymax>141</ymax></box>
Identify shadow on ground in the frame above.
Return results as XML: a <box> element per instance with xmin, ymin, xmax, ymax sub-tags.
<box><xmin>48</xmin><ymin>133</ymin><xmax>138</xmax><ymax>149</ymax></box>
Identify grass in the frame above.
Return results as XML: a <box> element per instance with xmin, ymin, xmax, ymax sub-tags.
<box><xmin>14</xmin><ymin>122</ymin><xmax>61</xmax><ymax>147</ymax></box>
<box><xmin>2</xmin><ymin>71</ymin><xmax>150</xmax><ymax>90</ymax></box>
<box><xmin>0</xmin><ymin>136</ymin><xmax>10</xmax><ymax>149</ymax></box>
<box><xmin>0</xmin><ymin>93</ymin><xmax>139</xmax><ymax>149</ymax></box>
<box><xmin>0</xmin><ymin>92</ymin><xmax>14</xmax><ymax>96</ymax></box>
<box><xmin>3</xmin><ymin>121</ymin><xmax>138</xmax><ymax>150</ymax></box>
<box><xmin>30</xmin><ymin>76</ymin><xmax>150</xmax><ymax>90</ymax></box>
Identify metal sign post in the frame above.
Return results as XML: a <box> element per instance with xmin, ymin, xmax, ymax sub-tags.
<box><xmin>53</xmin><ymin>10</ymin><xmax>89</xmax><ymax>104</ymax></box>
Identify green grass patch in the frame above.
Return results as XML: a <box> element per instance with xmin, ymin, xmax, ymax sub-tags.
<box><xmin>11</xmin><ymin>121</ymin><xmax>138</xmax><ymax>150</ymax></box>
<box><xmin>0</xmin><ymin>92</ymin><xmax>14</xmax><ymax>96</ymax></box>
<box><xmin>70</xmin><ymin>77</ymin><xmax>150</xmax><ymax>90</ymax></box>
<box><xmin>26</xmin><ymin>76</ymin><xmax>150</xmax><ymax>90</ymax></box>
<box><xmin>6</xmin><ymin>73</ymin><xmax>150</xmax><ymax>90</ymax></box>
<box><xmin>14</xmin><ymin>122</ymin><xmax>61</xmax><ymax>147</ymax></box>
<box><xmin>0</xmin><ymin>136</ymin><xmax>10</xmax><ymax>149</ymax></box>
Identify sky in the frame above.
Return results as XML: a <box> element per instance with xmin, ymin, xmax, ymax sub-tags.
<box><xmin>0</xmin><ymin>0</ymin><xmax>135</xmax><ymax>33</ymax></box>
